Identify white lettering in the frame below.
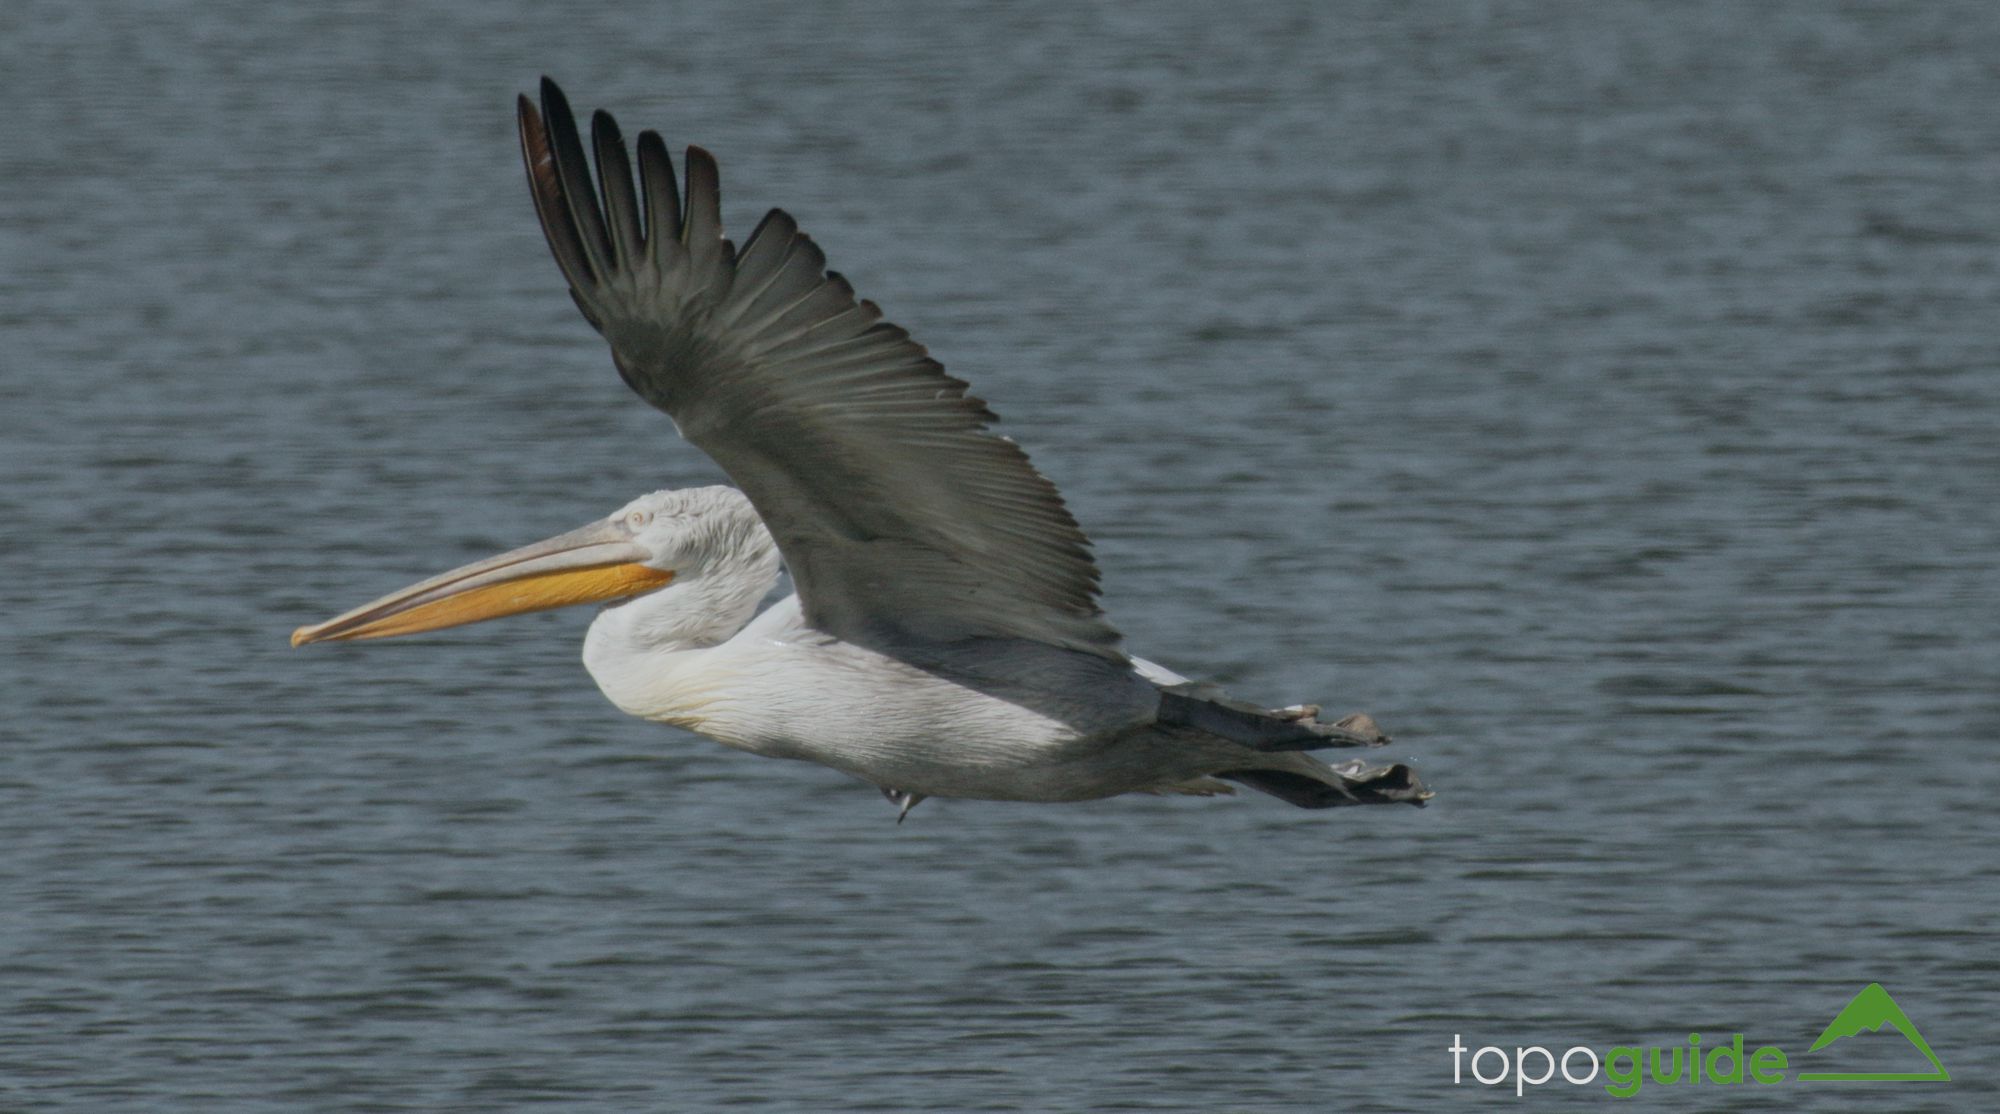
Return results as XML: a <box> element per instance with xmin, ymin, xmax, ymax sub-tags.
<box><xmin>1516</xmin><ymin>1047</ymin><xmax>1555</xmax><ymax>1096</ymax></box>
<box><xmin>1452</xmin><ymin>1035</ymin><xmax>1607</xmax><ymax>1091</ymax></box>
<box><xmin>1562</xmin><ymin>1045</ymin><xmax>1599</xmax><ymax>1085</ymax></box>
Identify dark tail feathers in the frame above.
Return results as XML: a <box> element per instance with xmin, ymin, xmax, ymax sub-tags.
<box><xmin>1156</xmin><ymin>685</ymin><xmax>1391</xmax><ymax>751</ymax></box>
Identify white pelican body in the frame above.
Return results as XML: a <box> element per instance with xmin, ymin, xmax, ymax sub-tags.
<box><xmin>293</xmin><ymin>80</ymin><xmax>1429</xmax><ymax>818</ymax></box>
<box><xmin>589</xmin><ymin>586</ymin><xmax>1155</xmax><ymax>801</ymax></box>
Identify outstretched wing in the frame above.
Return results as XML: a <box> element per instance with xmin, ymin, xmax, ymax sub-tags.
<box><xmin>517</xmin><ymin>79</ymin><xmax>1122</xmax><ymax>661</ymax></box>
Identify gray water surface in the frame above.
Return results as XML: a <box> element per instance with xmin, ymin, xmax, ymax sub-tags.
<box><xmin>3</xmin><ymin>2</ymin><xmax>1997</xmax><ymax>1110</ymax></box>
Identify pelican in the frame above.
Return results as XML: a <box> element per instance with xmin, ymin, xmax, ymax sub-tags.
<box><xmin>292</xmin><ymin>78</ymin><xmax>1431</xmax><ymax>819</ymax></box>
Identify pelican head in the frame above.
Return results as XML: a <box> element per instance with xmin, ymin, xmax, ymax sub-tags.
<box><xmin>291</xmin><ymin>485</ymin><xmax>777</xmax><ymax>648</ymax></box>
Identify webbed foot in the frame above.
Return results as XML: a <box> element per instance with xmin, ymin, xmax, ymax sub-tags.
<box><xmin>879</xmin><ymin>787</ymin><xmax>927</xmax><ymax>823</ymax></box>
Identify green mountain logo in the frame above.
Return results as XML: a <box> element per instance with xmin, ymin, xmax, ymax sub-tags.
<box><xmin>1798</xmin><ymin>983</ymin><xmax>1949</xmax><ymax>1082</ymax></box>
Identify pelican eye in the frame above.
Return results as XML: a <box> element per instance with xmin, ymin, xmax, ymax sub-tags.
<box><xmin>624</xmin><ymin>509</ymin><xmax>654</xmax><ymax>530</ymax></box>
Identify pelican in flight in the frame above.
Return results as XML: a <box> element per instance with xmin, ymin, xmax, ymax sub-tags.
<box><xmin>293</xmin><ymin>78</ymin><xmax>1430</xmax><ymax>819</ymax></box>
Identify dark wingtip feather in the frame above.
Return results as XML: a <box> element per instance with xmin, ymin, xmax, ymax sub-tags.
<box><xmin>590</xmin><ymin>108</ymin><xmax>642</xmax><ymax>268</ymax></box>
<box><xmin>538</xmin><ymin>79</ymin><xmax>615</xmax><ymax>279</ymax></box>
<box><xmin>683</xmin><ymin>146</ymin><xmax>722</xmax><ymax>221</ymax></box>
<box><xmin>634</xmin><ymin>129</ymin><xmax>681</xmax><ymax>262</ymax></box>
<box><xmin>590</xmin><ymin>108</ymin><xmax>623</xmax><ymax>149</ymax></box>
<box><xmin>679</xmin><ymin>144</ymin><xmax>727</xmax><ymax>288</ymax></box>
<box><xmin>518</xmin><ymin>88</ymin><xmax>594</xmax><ymax>296</ymax></box>
<box><xmin>539</xmin><ymin>75</ymin><xmax>570</xmax><ymax>117</ymax></box>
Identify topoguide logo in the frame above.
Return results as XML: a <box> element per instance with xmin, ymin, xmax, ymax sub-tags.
<box><xmin>1448</xmin><ymin>983</ymin><xmax>1949</xmax><ymax>1098</ymax></box>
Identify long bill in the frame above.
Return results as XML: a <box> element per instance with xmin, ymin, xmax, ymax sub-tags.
<box><xmin>291</xmin><ymin>519</ymin><xmax>674</xmax><ymax>646</ymax></box>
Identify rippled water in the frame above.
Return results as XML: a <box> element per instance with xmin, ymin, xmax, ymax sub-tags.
<box><xmin>4</xmin><ymin>2</ymin><xmax>1997</xmax><ymax>1110</ymax></box>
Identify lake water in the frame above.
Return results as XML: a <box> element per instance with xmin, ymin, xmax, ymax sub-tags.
<box><xmin>2</xmin><ymin>1</ymin><xmax>1996</xmax><ymax>1110</ymax></box>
